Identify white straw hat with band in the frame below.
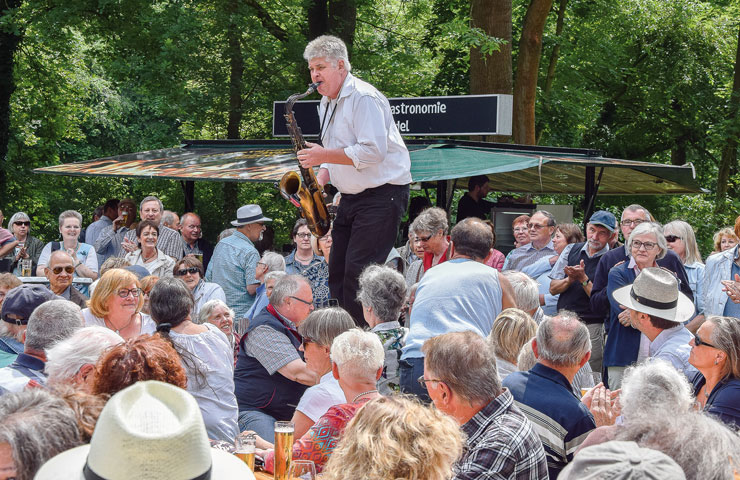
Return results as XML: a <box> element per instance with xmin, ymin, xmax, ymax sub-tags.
<box><xmin>611</xmin><ymin>267</ymin><xmax>694</xmax><ymax>323</ymax></box>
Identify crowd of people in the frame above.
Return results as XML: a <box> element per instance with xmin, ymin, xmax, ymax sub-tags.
<box><xmin>1</xmin><ymin>34</ymin><xmax>740</xmax><ymax>480</ymax></box>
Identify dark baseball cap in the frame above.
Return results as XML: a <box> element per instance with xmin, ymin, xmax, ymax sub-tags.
<box><xmin>589</xmin><ymin>210</ymin><xmax>618</xmax><ymax>232</ymax></box>
<box><xmin>1</xmin><ymin>284</ymin><xmax>59</xmax><ymax>326</ymax></box>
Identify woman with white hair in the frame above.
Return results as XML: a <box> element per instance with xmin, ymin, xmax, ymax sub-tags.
<box><xmin>245</xmin><ymin>251</ymin><xmax>286</xmax><ymax>324</ymax></box>
<box><xmin>259</xmin><ymin>329</ymin><xmax>384</xmax><ymax>474</ymax></box>
<box><xmin>37</xmin><ymin>210</ymin><xmax>99</xmax><ymax>295</ymax></box>
<box><xmin>45</xmin><ymin>326</ymin><xmax>124</xmax><ymax>392</ymax></box>
<box><xmin>663</xmin><ymin>220</ymin><xmax>704</xmax><ymax>318</ymax></box>
<box><xmin>605</xmin><ymin>222</ymin><xmax>691</xmax><ymax>389</ymax></box>
<box><xmin>4</xmin><ymin>211</ymin><xmax>44</xmax><ymax>275</ymax></box>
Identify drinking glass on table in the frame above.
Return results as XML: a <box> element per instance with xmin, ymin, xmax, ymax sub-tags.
<box><xmin>274</xmin><ymin>421</ymin><xmax>295</xmax><ymax>480</ymax></box>
<box><xmin>235</xmin><ymin>433</ymin><xmax>256</xmax><ymax>471</ymax></box>
<box><xmin>289</xmin><ymin>460</ymin><xmax>316</xmax><ymax>479</ymax></box>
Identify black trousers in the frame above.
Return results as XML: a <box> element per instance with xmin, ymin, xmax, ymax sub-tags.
<box><xmin>329</xmin><ymin>183</ymin><xmax>409</xmax><ymax>326</ymax></box>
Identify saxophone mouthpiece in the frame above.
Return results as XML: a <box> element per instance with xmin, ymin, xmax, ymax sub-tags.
<box><xmin>308</xmin><ymin>82</ymin><xmax>321</xmax><ymax>93</ymax></box>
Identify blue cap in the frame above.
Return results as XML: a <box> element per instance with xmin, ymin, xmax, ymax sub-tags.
<box><xmin>1</xmin><ymin>284</ymin><xmax>59</xmax><ymax>325</ymax></box>
<box><xmin>589</xmin><ymin>210</ymin><xmax>617</xmax><ymax>232</ymax></box>
<box><xmin>124</xmin><ymin>265</ymin><xmax>151</xmax><ymax>280</ymax></box>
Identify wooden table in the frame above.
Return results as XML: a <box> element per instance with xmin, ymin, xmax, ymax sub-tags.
<box><xmin>254</xmin><ymin>471</ymin><xmax>301</xmax><ymax>480</ymax></box>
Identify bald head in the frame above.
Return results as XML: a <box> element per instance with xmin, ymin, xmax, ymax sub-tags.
<box><xmin>450</xmin><ymin>218</ymin><xmax>493</xmax><ymax>260</ymax></box>
<box><xmin>535</xmin><ymin>311</ymin><xmax>591</xmax><ymax>367</ymax></box>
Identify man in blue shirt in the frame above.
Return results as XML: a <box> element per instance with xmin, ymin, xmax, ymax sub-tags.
<box><xmin>503</xmin><ymin>312</ymin><xmax>602</xmax><ymax>478</ymax></box>
<box><xmin>205</xmin><ymin>205</ymin><xmax>271</xmax><ymax>333</ymax></box>
<box><xmin>612</xmin><ymin>267</ymin><xmax>698</xmax><ymax>378</ymax></box>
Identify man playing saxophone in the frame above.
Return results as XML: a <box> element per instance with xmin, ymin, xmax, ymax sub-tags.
<box><xmin>296</xmin><ymin>35</ymin><xmax>411</xmax><ymax>326</ymax></box>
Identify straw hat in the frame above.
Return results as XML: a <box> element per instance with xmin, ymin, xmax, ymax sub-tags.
<box><xmin>611</xmin><ymin>267</ymin><xmax>694</xmax><ymax>323</ymax></box>
<box><xmin>35</xmin><ymin>381</ymin><xmax>253</xmax><ymax>480</ymax></box>
<box><xmin>231</xmin><ymin>205</ymin><xmax>272</xmax><ymax>227</ymax></box>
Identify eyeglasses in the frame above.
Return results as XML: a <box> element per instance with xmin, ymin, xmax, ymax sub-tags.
<box><xmin>415</xmin><ymin>233</ymin><xmax>435</xmax><ymax>242</ymax></box>
<box><xmin>116</xmin><ymin>288</ymin><xmax>142</xmax><ymax>298</ymax></box>
<box><xmin>527</xmin><ymin>223</ymin><xmax>550</xmax><ymax>231</ymax></box>
<box><xmin>665</xmin><ymin>235</ymin><xmax>682</xmax><ymax>243</ymax></box>
<box><xmin>694</xmin><ymin>333</ymin><xmax>718</xmax><ymax>349</ymax></box>
<box><xmin>513</xmin><ymin>227</ymin><xmax>529</xmax><ymax>233</ymax></box>
<box><xmin>175</xmin><ymin>267</ymin><xmax>200</xmax><ymax>276</ymax></box>
<box><xmin>301</xmin><ymin>336</ymin><xmax>315</xmax><ymax>347</ymax></box>
<box><xmin>417</xmin><ymin>375</ymin><xmax>444</xmax><ymax>390</ymax></box>
<box><xmin>289</xmin><ymin>295</ymin><xmax>314</xmax><ymax>306</ymax></box>
<box><xmin>295</xmin><ymin>233</ymin><xmax>312</xmax><ymax>239</ymax></box>
<box><xmin>51</xmin><ymin>266</ymin><xmax>75</xmax><ymax>275</ymax></box>
<box><xmin>621</xmin><ymin>219</ymin><xmax>645</xmax><ymax>227</ymax></box>
<box><xmin>631</xmin><ymin>240</ymin><xmax>657</xmax><ymax>251</ymax></box>
<box><xmin>14</xmin><ymin>221</ymin><xmax>30</xmax><ymax>226</ymax></box>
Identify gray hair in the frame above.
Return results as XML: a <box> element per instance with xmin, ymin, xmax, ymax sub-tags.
<box><xmin>357</xmin><ymin>265</ymin><xmax>407</xmax><ymax>324</ymax></box>
<box><xmin>264</xmin><ymin>270</ymin><xmax>287</xmax><ymax>284</ymax></box>
<box><xmin>0</xmin><ymin>388</ymin><xmax>82</xmax><ymax>480</ymax></box>
<box><xmin>619</xmin><ymin>360</ymin><xmax>693</xmax><ymax>422</ymax></box>
<box><xmin>627</xmin><ymin>222</ymin><xmax>667</xmax><ymax>260</ymax></box>
<box><xmin>139</xmin><ymin>195</ymin><xmax>163</xmax><ymax>213</ymax></box>
<box><xmin>261</xmin><ymin>251</ymin><xmax>286</xmax><ymax>272</ymax></box>
<box><xmin>330</xmin><ymin>329</ymin><xmax>384</xmax><ymax>382</ymax></box>
<box><xmin>270</xmin><ymin>274</ymin><xmax>310</xmax><ymax>307</ymax></box>
<box><xmin>217</xmin><ymin>228</ymin><xmax>236</xmax><ymax>242</ymax></box>
<box><xmin>161</xmin><ymin>210</ymin><xmax>178</xmax><ymax>227</ymax></box>
<box><xmin>502</xmin><ymin>271</ymin><xmax>540</xmax><ymax>312</ymax></box>
<box><xmin>706</xmin><ymin>315</ymin><xmax>740</xmax><ymax>379</ymax></box>
<box><xmin>622</xmin><ymin>204</ymin><xmax>652</xmax><ymax>222</ymax></box>
<box><xmin>196</xmin><ymin>299</ymin><xmax>234</xmax><ymax>325</ymax></box>
<box><xmin>614</xmin><ymin>410</ymin><xmax>740</xmax><ymax>480</ymax></box>
<box><xmin>99</xmin><ymin>257</ymin><xmax>131</xmax><ymax>276</ymax></box>
<box><xmin>8</xmin><ymin>212</ymin><xmax>30</xmax><ymax>235</ymax></box>
<box><xmin>450</xmin><ymin>218</ymin><xmax>493</xmax><ymax>260</ymax></box>
<box><xmin>149</xmin><ymin>277</ymin><xmax>194</xmax><ymax>327</ymax></box>
<box><xmin>488</xmin><ymin>309</ymin><xmax>538</xmax><ymax>364</ymax></box>
<box><xmin>535</xmin><ymin>310</ymin><xmax>591</xmax><ymax>367</ymax></box>
<box><xmin>25</xmin><ymin>300</ymin><xmax>83</xmax><ymax>352</ymax></box>
<box><xmin>517</xmin><ymin>339</ymin><xmax>537</xmax><ymax>371</ymax></box>
<box><xmin>663</xmin><ymin>220</ymin><xmax>703</xmax><ymax>265</ymax></box>
<box><xmin>410</xmin><ymin>207</ymin><xmax>448</xmax><ymax>236</ymax></box>
<box><xmin>422</xmin><ymin>331</ymin><xmax>502</xmax><ymax>403</ymax></box>
<box><xmin>303</xmin><ymin>35</ymin><xmax>352</xmax><ymax>71</ymax></box>
<box><xmin>298</xmin><ymin>307</ymin><xmax>354</xmax><ymax>347</ymax></box>
<box><xmin>45</xmin><ymin>326</ymin><xmax>124</xmax><ymax>384</ymax></box>
<box><xmin>533</xmin><ymin>210</ymin><xmax>557</xmax><ymax>227</ymax></box>
<box><xmin>58</xmin><ymin>210</ymin><xmax>83</xmax><ymax>229</ymax></box>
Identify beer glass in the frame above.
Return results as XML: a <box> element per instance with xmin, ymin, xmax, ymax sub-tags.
<box><xmin>288</xmin><ymin>460</ymin><xmax>316</xmax><ymax>480</ymax></box>
<box><xmin>235</xmin><ymin>433</ymin><xmax>256</xmax><ymax>471</ymax></box>
<box><xmin>273</xmin><ymin>421</ymin><xmax>294</xmax><ymax>480</ymax></box>
<box><xmin>20</xmin><ymin>259</ymin><xmax>32</xmax><ymax>277</ymax></box>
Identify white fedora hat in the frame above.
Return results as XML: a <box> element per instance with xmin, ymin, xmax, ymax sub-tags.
<box><xmin>35</xmin><ymin>381</ymin><xmax>253</xmax><ymax>480</ymax></box>
<box><xmin>612</xmin><ymin>267</ymin><xmax>694</xmax><ymax>324</ymax></box>
<box><xmin>231</xmin><ymin>205</ymin><xmax>272</xmax><ymax>227</ymax></box>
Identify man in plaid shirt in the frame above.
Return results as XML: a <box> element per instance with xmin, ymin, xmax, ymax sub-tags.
<box><xmin>421</xmin><ymin>331</ymin><xmax>548</xmax><ymax>480</ymax></box>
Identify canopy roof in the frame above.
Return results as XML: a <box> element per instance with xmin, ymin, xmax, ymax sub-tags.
<box><xmin>34</xmin><ymin>139</ymin><xmax>703</xmax><ymax>195</ymax></box>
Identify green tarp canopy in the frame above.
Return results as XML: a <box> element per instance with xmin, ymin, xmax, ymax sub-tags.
<box><xmin>34</xmin><ymin>139</ymin><xmax>704</xmax><ymax>195</ymax></box>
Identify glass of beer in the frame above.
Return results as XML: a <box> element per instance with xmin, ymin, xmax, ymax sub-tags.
<box><xmin>235</xmin><ymin>433</ymin><xmax>256</xmax><ymax>471</ymax></box>
<box><xmin>273</xmin><ymin>421</ymin><xmax>294</xmax><ymax>480</ymax></box>
<box><xmin>20</xmin><ymin>259</ymin><xmax>32</xmax><ymax>277</ymax></box>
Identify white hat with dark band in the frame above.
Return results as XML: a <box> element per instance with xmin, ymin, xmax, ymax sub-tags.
<box><xmin>231</xmin><ymin>204</ymin><xmax>272</xmax><ymax>227</ymax></box>
<box><xmin>611</xmin><ymin>267</ymin><xmax>694</xmax><ymax>323</ymax></box>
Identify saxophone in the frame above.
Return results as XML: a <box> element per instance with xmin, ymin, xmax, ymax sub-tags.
<box><xmin>279</xmin><ymin>82</ymin><xmax>332</xmax><ymax>237</ymax></box>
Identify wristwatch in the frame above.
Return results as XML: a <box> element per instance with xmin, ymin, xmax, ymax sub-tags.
<box><xmin>582</xmin><ymin>279</ymin><xmax>590</xmax><ymax>287</ymax></box>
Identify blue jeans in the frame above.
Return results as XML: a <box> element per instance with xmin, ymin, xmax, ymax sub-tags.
<box><xmin>238</xmin><ymin>409</ymin><xmax>277</xmax><ymax>443</ymax></box>
<box><xmin>399</xmin><ymin>356</ymin><xmax>431</xmax><ymax>403</ymax></box>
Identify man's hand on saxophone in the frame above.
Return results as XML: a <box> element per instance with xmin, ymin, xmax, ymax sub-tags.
<box><xmin>298</xmin><ymin>141</ymin><xmax>355</xmax><ymax>169</ymax></box>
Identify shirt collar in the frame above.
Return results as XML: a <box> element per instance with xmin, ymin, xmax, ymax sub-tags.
<box><xmin>530</xmin><ymin>362</ymin><xmax>574</xmax><ymax>392</ymax></box>
<box><xmin>526</xmin><ymin>240</ymin><xmax>554</xmax><ymax>252</ymax></box>
<box><xmin>579</xmin><ymin>241</ymin><xmax>610</xmax><ymax>258</ymax></box>
<box><xmin>462</xmin><ymin>389</ymin><xmax>515</xmax><ymax>438</ymax></box>
<box><xmin>371</xmin><ymin>321</ymin><xmax>402</xmax><ymax>332</ymax></box>
<box><xmin>319</xmin><ymin>371</ymin><xmax>335</xmax><ymax>383</ymax></box>
<box><xmin>649</xmin><ymin>324</ymin><xmax>685</xmax><ymax>355</ymax></box>
<box><xmin>14</xmin><ymin>352</ymin><xmax>45</xmax><ymax>372</ymax></box>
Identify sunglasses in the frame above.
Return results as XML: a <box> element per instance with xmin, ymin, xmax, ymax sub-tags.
<box><xmin>14</xmin><ymin>221</ymin><xmax>30</xmax><ymax>226</ymax></box>
<box><xmin>301</xmin><ymin>336</ymin><xmax>315</xmax><ymax>347</ymax></box>
<box><xmin>51</xmin><ymin>266</ymin><xmax>75</xmax><ymax>275</ymax></box>
<box><xmin>175</xmin><ymin>266</ymin><xmax>200</xmax><ymax>276</ymax></box>
<box><xmin>665</xmin><ymin>235</ymin><xmax>682</xmax><ymax>243</ymax></box>
<box><xmin>693</xmin><ymin>333</ymin><xmax>718</xmax><ymax>349</ymax></box>
<box><xmin>289</xmin><ymin>295</ymin><xmax>314</xmax><ymax>306</ymax></box>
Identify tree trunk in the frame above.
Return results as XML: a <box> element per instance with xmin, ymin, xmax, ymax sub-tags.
<box><xmin>328</xmin><ymin>0</ymin><xmax>356</xmax><ymax>52</ymax></box>
<box><xmin>308</xmin><ymin>0</ymin><xmax>328</xmax><ymax>42</ymax></box>
<box><xmin>512</xmin><ymin>0</ymin><xmax>553</xmax><ymax>145</ymax></box>
<box><xmin>224</xmin><ymin>0</ymin><xmax>244</xmax><ymax>222</ymax></box>
<box><xmin>716</xmin><ymin>25</ymin><xmax>740</xmax><ymax>212</ymax></box>
<box><xmin>0</xmin><ymin>0</ymin><xmax>24</xmax><ymax>202</ymax></box>
<box><xmin>543</xmin><ymin>0</ymin><xmax>567</xmax><ymax>96</ymax></box>
<box><xmin>469</xmin><ymin>0</ymin><xmax>512</xmax><ymax>142</ymax></box>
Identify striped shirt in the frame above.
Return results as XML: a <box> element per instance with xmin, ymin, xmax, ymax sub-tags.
<box><xmin>502</xmin><ymin>363</ymin><xmax>595</xmax><ymax>479</ymax></box>
<box><xmin>453</xmin><ymin>389</ymin><xmax>549</xmax><ymax>480</ymax></box>
<box><xmin>503</xmin><ymin>241</ymin><xmax>557</xmax><ymax>272</ymax></box>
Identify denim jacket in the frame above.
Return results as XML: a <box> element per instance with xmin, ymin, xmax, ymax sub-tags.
<box><xmin>703</xmin><ymin>246</ymin><xmax>736</xmax><ymax>316</ymax></box>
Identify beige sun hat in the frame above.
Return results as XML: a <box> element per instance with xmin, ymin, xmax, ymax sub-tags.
<box><xmin>34</xmin><ymin>381</ymin><xmax>253</xmax><ymax>480</ymax></box>
<box><xmin>612</xmin><ymin>267</ymin><xmax>695</xmax><ymax>323</ymax></box>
